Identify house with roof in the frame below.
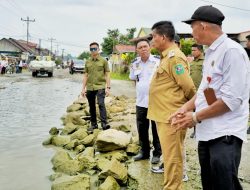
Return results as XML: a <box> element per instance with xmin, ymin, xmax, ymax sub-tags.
<box><xmin>0</xmin><ymin>38</ymin><xmax>51</xmax><ymax>61</ymax></box>
<box><xmin>109</xmin><ymin>44</ymin><xmax>136</xmax><ymax>72</ymax></box>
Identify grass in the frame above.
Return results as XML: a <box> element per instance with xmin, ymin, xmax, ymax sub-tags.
<box><xmin>110</xmin><ymin>72</ymin><xmax>130</xmax><ymax>81</ymax></box>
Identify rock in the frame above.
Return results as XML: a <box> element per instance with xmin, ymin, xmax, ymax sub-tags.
<box><xmin>79</xmin><ymin>134</ymin><xmax>95</xmax><ymax>146</ymax></box>
<box><xmin>67</xmin><ymin>103</ymin><xmax>82</xmax><ymax>112</ymax></box>
<box><xmin>51</xmin><ymin>136</ymin><xmax>71</xmax><ymax>147</ymax></box>
<box><xmin>95</xmin><ymin>129</ymin><xmax>131</xmax><ymax>152</ymax></box>
<box><xmin>54</xmin><ymin>160</ymin><xmax>84</xmax><ymax>175</ymax></box>
<box><xmin>109</xmin><ymin>106</ymin><xmax>125</xmax><ymax>113</ymax></box>
<box><xmin>62</xmin><ymin>123</ymin><xmax>78</xmax><ymax>135</ymax></box>
<box><xmin>95</xmin><ymin>150</ymin><xmax>127</xmax><ymax>162</ymax></box>
<box><xmin>71</xmin><ymin>128</ymin><xmax>88</xmax><ymax>140</ymax></box>
<box><xmin>62</xmin><ymin>112</ymin><xmax>87</xmax><ymax>126</ymax></box>
<box><xmin>78</xmin><ymin>147</ymin><xmax>95</xmax><ymax>157</ymax></box>
<box><xmin>126</xmin><ymin>144</ymin><xmax>140</xmax><ymax>155</ymax></box>
<box><xmin>98</xmin><ymin>176</ymin><xmax>120</xmax><ymax>190</ymax></box>
<box><xmin>51</xmin><ymin>174</ymin><xmax>90</xmax><ymax>190</ymax></box>
<box><xmin>117</xmin><ymin>124</ymin><xmax>131</xmax><ymax>133</ymax></box>
<box><xmin>74</xmin><ymin>144</ymin><xmax>85</xmax><ymax>153</ymax></box>
<box><xmin>42</xmin><ymin>136</ymin><xmax>53</xmax><ymax>145</ymax></box>
<box><xmin>49</xmin><ymin>173</ymin><xmax>63</xmax><ymax>181</ymax></box>
<box><xmin>49</xmin><ymin>127</ymin><xmax>59</xmax><ymax>135</ymax></box>
<box><xmin>77</xmin><ymin>155</ymin><xmax>96</xmax><ymax>170</ymax></box>
<box><xmin>96</xmin><ymin>158</ymin><xmax>111</xmax><ymax>171</ymax></box>
<box><xmin>99</xmin><ymin>159</ymin><xmax>128</xmax><ymax>184</ymax></box>
<box><xmin>64</xmin><ymin>139</ymin><xmax>79</xmax><ymax>150</ymax></box>
<box><xmin>51</xmin><ymin>151</ymin><xmax>72</xmax><ymax>168</ymax></box>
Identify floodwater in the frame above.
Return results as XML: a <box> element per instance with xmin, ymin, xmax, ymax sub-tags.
<box><xmin>0</xmin><ymin>71</ymin><xmax>82</xmax><ymax>190</ymax></box>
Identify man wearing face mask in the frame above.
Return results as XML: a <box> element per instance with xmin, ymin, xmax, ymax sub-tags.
<box><xmin>81</xmin><ymin>42</ymin><xmax>111</xmax><ymax>132</ymax></box>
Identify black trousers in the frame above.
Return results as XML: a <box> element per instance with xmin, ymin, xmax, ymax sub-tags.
<box><xmin>136</xmin><ymin>106</ymin><xmax>162</xmax><ymax>157</ymax></box>
<box><xmin>86</xmin><ymin>89</ymin><xmax>107</xmax><ymax>126</ymax></box>
<box><xmin>198</xmin><ymin>135</ymin><xmax>243</xmax><ymax>190</ymax></box>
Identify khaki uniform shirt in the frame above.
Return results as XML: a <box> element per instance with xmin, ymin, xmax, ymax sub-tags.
<box><xmin>85</xmin><ymin>55</ymin><xmax>110</xmax><ymax>91</ymax></box>
<box><xmin>147</xmin><ymin>45</ymin><xmax>196</xmax><ymax>123</ymax></box>
<box><xmin>190</xmin><ymin>55</ymin><xmax>204</xmax><ymax>90</ymax></box>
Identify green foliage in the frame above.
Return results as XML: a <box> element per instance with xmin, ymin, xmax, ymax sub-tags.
<box><xmin>55</xmin><ymin>58</ymin><xmax>62</xmax><ymax>65</ymax></box>
<box><xmin>180</xmin><ymin>38</ymin><xmax>195</xmax><ymax>56</ymax></box>
<box><xmin>101</xmin><ymin>28</ymin><xmax>137</xmax><ymax>55</ymax></box>
<box><xmin>78</xmin><ymin>51</ymin><xmax>90</xmax><ymax>60</ymax></box>
<box><xmin>150</xmin><ymin>48</ymin><xmax>160</xmax><ymax>56</ymax></box>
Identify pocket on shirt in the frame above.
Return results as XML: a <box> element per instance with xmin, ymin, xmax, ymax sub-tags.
<box><xmin>97</xmin><ymin>65</ymin><xmax>103</xmax><ymax>71</ymax></box>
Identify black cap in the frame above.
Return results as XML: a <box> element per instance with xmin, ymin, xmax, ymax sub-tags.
<box><xmin>246</xmin><ymin>35</ymin><xmax>250</xmax><ymax>40</ymax></box>
<box><xmin>182</xmin><ymin>5</ymin><xmax>225</xmax><ymax>25</ymax></box>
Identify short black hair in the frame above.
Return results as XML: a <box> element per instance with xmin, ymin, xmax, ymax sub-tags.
<box><xmin>89</xmin><ymin>42</ymin><xmax>99</xmax><ymax>47</ymax></box>
<box><xmin>231</xmin><ymin>37</ymin><xmax>240</xmax><ymax>44</ymax></box>
<box><xmin>192</xmin><ymin>43</ymin><xmax>203</xmax><ymax>51</ymax></box>
<box><xmin>151</xmin><ymin>21</ymin><xmax>175</xmax><ymax>41</ymax></box>
<box><xmin>135</xmin><ymin>38</ymin><xmax>150</xmax><ymax>48</ymax></box>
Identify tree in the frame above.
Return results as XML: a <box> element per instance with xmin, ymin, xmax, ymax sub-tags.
<box><xmin>180</xmin><ymin>38</ymin><xmax>195</xmax><ymax>56</ymax></box>
<box><xmin>101</xmin><ymin>28</ymin><xmax>137</xmax><ymax>55</ymax></box>
<box><xmin>78</xmin><ymin>51</ymin><xmax>90</xmax><ymax>60</ymax></box>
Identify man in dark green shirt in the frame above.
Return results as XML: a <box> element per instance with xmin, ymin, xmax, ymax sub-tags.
<box><xmin>81</xmin><ymin>42</ymin><xmax>111</xmax><ymax>132</ymax></box>
<box><xmin>190</xmin><ymin>44</ymin><xmax>204</xmax><ymax>138</ymax></box>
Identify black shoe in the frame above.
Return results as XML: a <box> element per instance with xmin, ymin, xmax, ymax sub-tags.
<box><xmin>102</xmin><ymin>123</ymin><xmax>110</xmax><ymax>130</ymax></box>
<box><xmin>151</xmin><ymin>156</ymin><xmax>160</xmax><ymax>164</ymax></box>
<box><xmin>133</xmin><ymin>152</ymin><xmax>149</xmax><ymax>161</ymax></box>
<box><xmin>87</xmin><ymin>124</ymin><xmax>98</xmax><ymax>133</ymax></box>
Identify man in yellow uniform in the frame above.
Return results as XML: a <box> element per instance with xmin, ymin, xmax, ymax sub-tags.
<box><xmin>148</xmin><ymin>21</ymin><xmax>196</xmax><ymax>190</ymax></box>
<box><xmin>189</xmin><ymin>43</ymin><xmax>204</xmax><ymax>138</ymax></box>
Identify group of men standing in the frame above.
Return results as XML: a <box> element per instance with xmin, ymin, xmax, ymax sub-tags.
<box><xmin>81</xmin><ymin>5</ymin><xmax>250</xmax><ymax>190</ymax></box>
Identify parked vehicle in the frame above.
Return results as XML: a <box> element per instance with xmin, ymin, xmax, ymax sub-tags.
<box><xmin>29</xmin><ymin>56</ymin><xmax>55</xmax><ymax>77</ymax></box>
<box><xmin>70</xmin><ymin>59</ymin><xmax>85</xmax><ymax>74</ymax></box>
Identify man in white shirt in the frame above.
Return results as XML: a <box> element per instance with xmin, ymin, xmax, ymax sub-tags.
<box><xmin>171</xmin><ymin>5</ymin><xmax>250</xmax><ymax>190</ymax></box>
<box><xmin>129</xmin><ymin>39</ymin><xmax>162</xmax><ymax>164</ymax></box>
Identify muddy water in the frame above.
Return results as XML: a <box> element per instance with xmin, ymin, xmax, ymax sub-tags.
<box><xmin>0</xmin><ymin>72</ymin><xmax>82</xmax><ymax>190</ymax></box>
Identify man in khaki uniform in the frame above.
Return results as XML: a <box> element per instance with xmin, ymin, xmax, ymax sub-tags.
<box><xmin>189</xmin><ymin>43</ymin><xmax>204</xmax><ymax>138</ymax></box>
<box><xmin>148</xmin><ymin>21</ymin><xmax>196</xmax><ymax>190</ymax></box>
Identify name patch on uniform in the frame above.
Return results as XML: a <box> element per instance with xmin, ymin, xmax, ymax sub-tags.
<box><xmin>175</xmin><ymin>64</ymin><xmax>184</xmax><ymax>75</ymax></box>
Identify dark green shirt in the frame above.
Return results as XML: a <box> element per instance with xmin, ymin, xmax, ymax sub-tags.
<box><xmin>85</xmin><ymin>55</ymin><xmax>110</xmax><ymax>91</ymax></box>
<box><xmin>190</xmin><ymin>55</ymin><xmax>204</xmax><ymax>90</ymax></box>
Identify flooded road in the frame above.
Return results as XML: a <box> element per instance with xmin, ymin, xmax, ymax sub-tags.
<box><xmin>0</xmin><ymin>71</ymin><xmax>83</xmax><ymax>190</ymax></box>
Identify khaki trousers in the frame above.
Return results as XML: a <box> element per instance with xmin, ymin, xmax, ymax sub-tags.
<box><xmin>156</xmin><ymin>122</ymin><xmax>187</xmax><ymax>190</ymax></box>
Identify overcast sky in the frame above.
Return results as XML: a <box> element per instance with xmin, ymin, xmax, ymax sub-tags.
<box><xmin>1</xmin><ymin>0</ymin><xmax>250</xmax><ymax>56</ymax></box>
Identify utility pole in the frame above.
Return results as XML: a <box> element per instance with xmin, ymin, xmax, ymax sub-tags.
<box><xmin>21</xmin><ymin>16</ymin><xmax>35</xmax><ymax>45</ymax></box>
<box><xmin>38</xmin><ymin>39</ymin><xmax>42</xmax><ymax>55</ymax></box>
<box><xmin>48</xmin><ymin>38</ymin><xmax>56</xmax><ymax>56</ymax></box>
<box><xmin>61</xmin><ymin>48</ymin><xmax>65</xmax><ymax>60</ymax></box>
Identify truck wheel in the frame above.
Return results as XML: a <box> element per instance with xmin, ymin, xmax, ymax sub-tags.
<box><xmin>32</xmin><ymin>72</ymin><xmax>37</xmax><ymax>77</ymax></box>
<box><xmin>48</xmin><ymin>72</ymin><xmax>53</xmax><ymax>77</ymax></box>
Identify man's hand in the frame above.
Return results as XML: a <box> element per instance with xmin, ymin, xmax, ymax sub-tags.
<box><xmin>171</xmin><ymin>112</ymin><xmax>195</xmax><ymax>130</ymax></box>
<box><xmin>105</xmin><ymin>88</ymin><xmax>110</xmax><ymax>97</ymax></box>
<box><xmin>81</xmin><ymin>88</ymin><xmax>86</xmax><ymax>97</ymax></box>
<box><xmin>168</xmin><ymin>107</ymin><xmax>187</xmax><ymax>123</ymax></box>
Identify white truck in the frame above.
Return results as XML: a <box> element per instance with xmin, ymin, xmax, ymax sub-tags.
<box><xmin>29</xmin><ymin>56</ymin><xmax>55</xmax><ymax>77</ymax></box>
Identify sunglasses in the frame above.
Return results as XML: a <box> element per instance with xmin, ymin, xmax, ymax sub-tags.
<box><xmin>90</xmin><ymin>47</ymin><xmax>98</xmax><ymax>52</ymax></box>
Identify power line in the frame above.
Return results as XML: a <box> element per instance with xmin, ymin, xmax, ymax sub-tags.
<box><xmin>21</xmin><ymin>16</ymin><xmax>35</xmax><ymax>45</ymax></box>
<box><xmin>198</xmin><ymin>0</ymin><xmax>250</xmax><ymax>12</ymax></box>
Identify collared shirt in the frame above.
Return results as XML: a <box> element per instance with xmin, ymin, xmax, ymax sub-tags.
<box><xmin>147</xmin><ymin>45</ymin><xmax>196</xmax><ymax>123</ymax></box>
<box><xmin>85</xmin><ymin>55</ymin><xmax>110</xmax><ymax>91</ymax></box>
<box><xmin>195</xmin><ymin>34</ymin><xmax>250</xmax><ymax>142</ymax></box>
<box><xmin>129</xmin><ymin>54</ymin><xmax>160</xmax><ymax>108</ymax></box>
<box><xmin>190</xmin><ymin>55</ymin><xmax>204</xmax><ymax>89</ymax></box>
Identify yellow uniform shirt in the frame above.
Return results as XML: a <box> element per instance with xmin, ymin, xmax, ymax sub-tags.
<box><xmin>147</xmin><ymin>45</ymin><xmax>196</xmax><ymax>123</ymax></box>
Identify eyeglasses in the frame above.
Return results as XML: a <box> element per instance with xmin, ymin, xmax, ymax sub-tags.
<box><xmin>90</xmin><ymin>47</ymin><xmax>98</xmax><ymax>52</ymax></box>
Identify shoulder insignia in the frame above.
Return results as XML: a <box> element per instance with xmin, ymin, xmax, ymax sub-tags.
<box><xmin>168</xmin><ymin>50</ymin><xmax>175</xmax><ymax>58</ymax></box>
<box><xmin>174</xmin><ymin>64</ymin><xmax>184</xmax><ymax>75</ymax></box>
